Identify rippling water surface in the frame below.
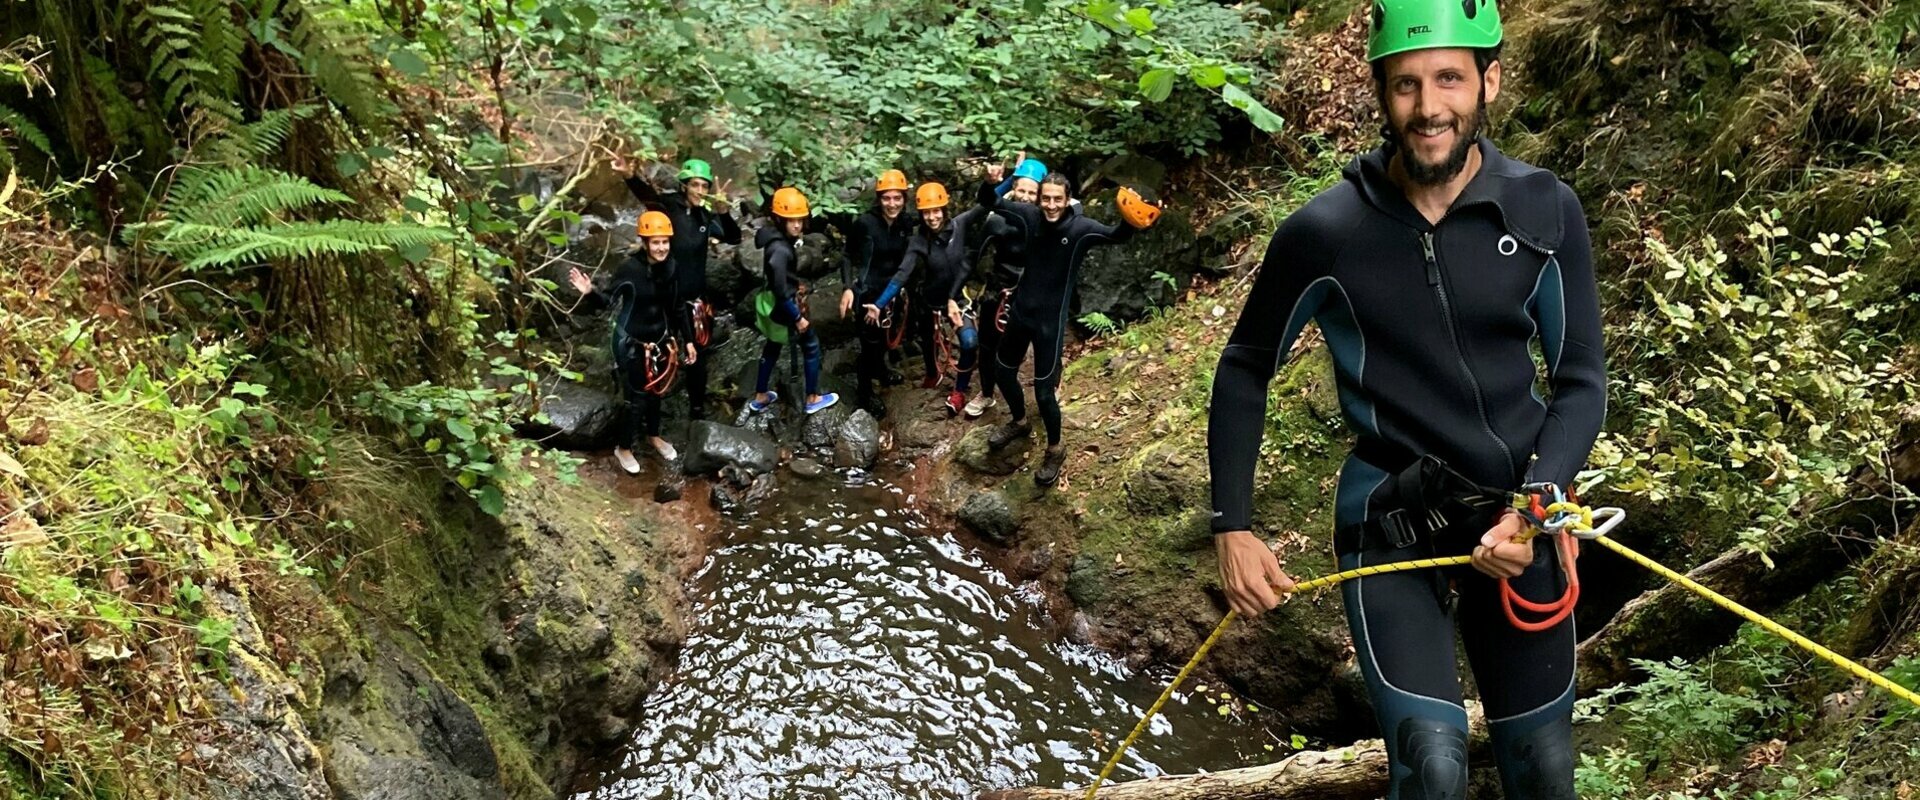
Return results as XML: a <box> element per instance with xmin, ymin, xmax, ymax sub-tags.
<box><xmin>574</xmin><ymin>474</ymin><xmax>1263</xmax><ymax>800</ymax></box>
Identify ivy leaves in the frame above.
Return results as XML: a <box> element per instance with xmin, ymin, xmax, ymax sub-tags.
<box><xmin>1086</xmin><ymin>1</ymin><xmax>1287</xmax><ymax>134</ymax></box>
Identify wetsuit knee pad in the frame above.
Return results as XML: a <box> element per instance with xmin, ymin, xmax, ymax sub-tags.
<box><xmin>1490</xmin><ymin>698</ymin><xmax>1576</xmax><ymax>800</ymax></box>
<box><xmin>1394</xmin><ymin>718</ymin><xmax>1469</xmax><ymax>800</ymax></box>
<box><xmin>959</xmin><ymin>326</ymin><xmax>978</xmax><ymax>350</ymax></box>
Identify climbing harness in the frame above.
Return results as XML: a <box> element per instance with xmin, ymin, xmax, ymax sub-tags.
<box><xmin>881</xmin><ymin>293</ymin><xmax>911</xmax><ymax>350</ymax></box>
<box><xmin>636</xmin><ymin>337</ymin><xmax>680</xmax><ymax>397</ymax></box>
<box><xmin>1082</xmin><ymin>488</ymin><xmax>1920</xmax><ymax>799</ymax></box>
<box><xmin>689</xmin><ymin>298</ymin><xmax>714</xmax><ymax>347</ymax></box>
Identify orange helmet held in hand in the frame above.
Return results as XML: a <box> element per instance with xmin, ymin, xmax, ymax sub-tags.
<box><xmin>876</xmin><ymin>169</ymin><xmax>910</xmax><ymax>193</ymax></box>
<box><xmin>915</xmin><ymin>182</ymin><xmax>950</xmax><ymax>210</ymax></box>
<box><xmin>637</xmin><ymin>210</ymin><xmax>674</xmax><ymax>238</ymax></box>
<box><xmin>1117</xmin><ymin>186</ymin><xmax>1162</xmax><ymax>230</ymax></box>
<box><xmin>771</xmin><ymin>187</ymin><xmax>811</xmax><ymax>219</ymax></box>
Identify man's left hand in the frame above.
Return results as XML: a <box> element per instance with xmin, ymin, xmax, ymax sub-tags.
<box><xmin>1472</xmin><ymin>511</ymin><xmax>1534</xmax><ymax>579</ymax></box>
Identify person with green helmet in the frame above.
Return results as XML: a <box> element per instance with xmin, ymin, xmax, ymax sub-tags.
<box><xmin>619</xmin><ymin>155</ymin><xmax>742</xmax><ymax>421</ymax></box>
<box><xmin>1207</xmin><ymin>2</ymin><xmax>1603</xmax><ymax>799</ymax></box>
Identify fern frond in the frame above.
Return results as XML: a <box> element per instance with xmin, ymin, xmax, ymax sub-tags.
<box><xmin>286</xmin><ymin>3</ymin><xmax>391</xmax><ymax>133</ymax></box>
<box><xmin>164</xmin><ymin>166</ymin><xmax>351</xmax><ymax>228</ymax></box>
<box><xmin>178</xmin><ymin>220</ymin><xmax>451</xmax><ymax>270</ymax></box>
<box><xmin>136</xmin><ymin>0</ymin><xmax>244</xmax><ymax>128</ymax></box>
<box><xmin>0</xmin><ymin>103</ymin><xmax>53</xmax><ymax>158</ymax></box>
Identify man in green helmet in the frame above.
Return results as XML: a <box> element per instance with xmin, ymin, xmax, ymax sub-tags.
<box><xmin>621</xmin><ymin>156</ymin><xmax>742</xmax><ymax>420</ymax></box>
<box><xmin>1207</xmin><ymin>2</ymin><xmax>1604</xmax><ymax>799</ymax></box>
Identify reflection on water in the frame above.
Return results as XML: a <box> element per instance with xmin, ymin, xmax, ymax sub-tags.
<box><xmin>574</xmin><ymin>474</ymin><xmax>1264</xmax><ymax>799</ymax></box>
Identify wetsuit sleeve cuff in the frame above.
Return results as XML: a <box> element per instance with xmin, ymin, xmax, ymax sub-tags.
<box><xmin>874</xmin><ymin>282</ymin><xmax>902</xmax><ymax>309</ymax></box>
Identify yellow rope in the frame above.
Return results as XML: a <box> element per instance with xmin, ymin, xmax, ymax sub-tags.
<box><xmin>1081</xmin><ymin>509</ymin><xmax>1920</xmax><ymax>799</ymax></box>
<box><xmin>1081</xmin><ymin>555</ymin><xmax>1474</xmax><ymax>799</ymax></box>
<box><xmin>1586</xmin><ymin>533</ymin><xmax>1920</xmax><ymax>710</ymax></box>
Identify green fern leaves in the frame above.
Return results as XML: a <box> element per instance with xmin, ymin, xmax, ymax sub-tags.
<box><xmin>125</xmin><ymin>165</ymin><xmax>451</xmax><ymax>271</ymax></box>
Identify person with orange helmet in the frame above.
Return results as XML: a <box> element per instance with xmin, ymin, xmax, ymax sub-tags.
<box><xmin>978</xmin><ymin>160</ymin><xmax>1162</xmax><ymax>489</ymax></box>
<box><xmin>567</xmin><ymin>210</ymin><xmax>698</xmax><ymax>475</ymax></box>
<box><xmin>619</xmin><ymin>157</ymin><xmax>741</xmax><ymax>421</ymax></box>
<box><xmin>839</xmin><ymin>168</ymin><xmax>920</xmax><ymax>418</ymax></box>
<box><xmin>748</xmin><ymin>187</ymin><xmax>839</xmax><ymax>416</ymax></box>
<box><xmin>863</xmin><ymin>181</ymin><xmax>989</xmax><ymax>417</ymax></box>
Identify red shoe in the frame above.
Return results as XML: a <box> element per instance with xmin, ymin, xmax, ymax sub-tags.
<box><xmin>945</xmin><ymin>390</ymin><xmax>966</xmax><ymax>417</ymax></box>
<box><xmin>920</xmin><ymin>374</ymin><xmax>942</xmax><ymax>389</ymax></box>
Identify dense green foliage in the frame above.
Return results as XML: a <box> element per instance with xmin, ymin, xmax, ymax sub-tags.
<box><xmin>2</xmin><ymin>0</ymin><xmax>1919</xmax><ymax>797</ymax></box>
<box><xmin>426</xmin><ymin>0</ymin><xmax>1285</xmax><ymax>209</ymax></box>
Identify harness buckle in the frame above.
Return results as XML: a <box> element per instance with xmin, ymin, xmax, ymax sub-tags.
<box><xmin>1377</xmin><ymin>508</ymin><xmax>1419</xmax><ymax>549</ymax></box>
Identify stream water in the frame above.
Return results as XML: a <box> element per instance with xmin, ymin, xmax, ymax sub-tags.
<box><xmin>572</xmin><ymin>472</ymin><xmax>1267</xmax><ymax>800</ymax></box>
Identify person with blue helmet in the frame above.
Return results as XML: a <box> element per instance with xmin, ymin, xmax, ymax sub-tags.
<box><xmin>1208</xmin><ymin>2</ymin><xmax>1604</xmax><ymax>798</ymax></box>
<box><xmin>961</xmin><ymin>153</ymin><xmax>1046</xmax><ymax>419</ymax></box>
<box><xmin>980</xmin><ymin>161</ymin><xmax>1162</xmax><ymax>488</ymax></box>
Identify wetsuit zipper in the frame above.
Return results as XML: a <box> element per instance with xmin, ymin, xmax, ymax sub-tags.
<box><xmin>1422</xmin><ymin>229</ymin><xmax>1516</xmax><ymax>472</ymax></box>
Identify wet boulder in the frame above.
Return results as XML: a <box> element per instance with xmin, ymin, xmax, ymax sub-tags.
<box><xmin>958</xmin><ymin>488</ymin><xmax>1018</xmax><ymax>545</ymax></box>
<box><xmin>684</xmin><ymin>421</ymin><xmax>779</xmax><ymax>475</ymax></box>
<box><xmin>955</xmin><ymin>425</ymin><xmax>1031</xmax><ymax>476</ymax></box>
<box><xmin>802</xmin><ymin>403</ymin><xmax>853</xmax><ymax>449</ymax></box>
<box><xmin>832</xmin><ymin>410</ymin><xmax>881</xmax><ymax>469</ymax></box>
<box><xmin>514</xmin><ymin>378</ymin><xmax>621</xmax><ymax>451</ymax></box>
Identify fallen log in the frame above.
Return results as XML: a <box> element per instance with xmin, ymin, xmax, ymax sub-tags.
<box><xmin>977</xmin><ymin>740</ymin><xmax>1389</xmax><ymax>800</ymax></box>
<box><xmin>980</xmin><ymin>706</ymin><xmax>1488</xmax><ymax>800</ymax></box>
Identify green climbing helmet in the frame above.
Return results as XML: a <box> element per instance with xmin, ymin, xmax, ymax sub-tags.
<box><xmin>1367</xmin><ymin>0</ymin><xmax>1503</xmax><ymax>62</ymax></box>
<box><xmin>678</xmin><ymin>158</ymin><xmax>715</xmax><ymax>184</ymax></box>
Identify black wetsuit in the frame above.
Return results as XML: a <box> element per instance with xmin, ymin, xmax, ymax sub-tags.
<box><xmin>1206</xmin><ymin>139</ymin><xmax>1606</xmax><ymax>800</ymax></box>
<box><xmin>623</xmin><ymin>179</ymin><xmax>742</xmax><ymax>418</ymax></box>
<box><xmin>875</xmin><ymin>207</ymin><xmax>987</xmax><ymax>394</ymax></box>
<box><xmin>580</xmin><ymin>253</ymin><xmax>689</xmax><ymax>444</ymax></box>
<box><xmin>981</xmin><ymin>182</ymin><xmax>1136</xmax><ymax>445</ymax></box>
<box><xmin>844</xmin><ymin>206</ymin><xmax>919</xmax><ymax>402</ymax></box>
<box><xmin>973</xmin><ymin>194</ymin><xmax>1031</xmax><ymax>401</ymax></box>
<box><xmin>755</xmin><ymin>225</ymin><xmax>821</xmax><ymax>398</ymax></box>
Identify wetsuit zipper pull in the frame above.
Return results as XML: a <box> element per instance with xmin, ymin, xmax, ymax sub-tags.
<box><xmin>1420</xmin><ymin>232</ymin><xmax>1440</xmax><ymax>286</ymax></box>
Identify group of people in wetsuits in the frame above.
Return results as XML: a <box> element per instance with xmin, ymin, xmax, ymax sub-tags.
<box><xmin>567</xmin><ymin>154</ymin><xmax>1162</xmax><ymax>487</ymax></box>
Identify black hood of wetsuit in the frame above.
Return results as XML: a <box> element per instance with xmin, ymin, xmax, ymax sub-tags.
<box><xmin>1207</xmin><ymin>137</ymin><xmax>1607</xmax><ymax>535</ymax></box>
<box><xmin>756</xmin><ymin>224</ymin><xmax>804</xmax><ymax>302</ymax></box>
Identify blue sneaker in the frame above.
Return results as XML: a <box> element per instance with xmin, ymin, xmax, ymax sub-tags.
<box><xmin>804</xmin><ymin>393</ymin><xmax>839</xmax><ymax>415</ymax></box>
<box><xmin>748</xmin><ymin>391</ymin><xmax>779</xmax><ymax>413</ymax></box>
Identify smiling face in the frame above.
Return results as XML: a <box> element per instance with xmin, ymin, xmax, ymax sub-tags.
<box><xmin>1379</xmin><ymin>47</ymin><xmax>1500</xmax><ymax>186</ymax></box>
<box><xmin>684</xmin><ymin>177</ymin><xmax>710</xmax><ymax>207</ymax></box>
<box><xmin>1038</xmin><ymin>183</ymin><xmax>1068</xmax><ymax>223</ymax></box>
<box><xmin>646</xmin><ymin>236</ymin><xmax>672</xmax><ymax>263</ymax></box>
<box><xmin>1008</xmin><ymin>177</ymin><xmax>1040</xmax><ymax>204</ymax></box>
<box><xmin>921</xmin><ymin>206</ymin><xmax>946</xmax><ymax>231</ymax></box>
<box><xmin>879</xmin><ymin>190</ymin><xmax>905</xmax><ymax>220</ymax></box>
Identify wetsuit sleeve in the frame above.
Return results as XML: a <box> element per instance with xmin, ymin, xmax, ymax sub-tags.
<box><xmin>1076</xmin><ymin>216</ymin><xmax>1138</xmax><ymax>247</ymax></box>
<box><xmin>768</xmin><ymin>246</ymin><xmax>802</xmax><ymax>319</ymax></box>
<box><xmin>874</xmin><ymin>239</ymin><xmax>924</xmax><ymax>309</ymax></box>
<box><xmin>712</xmin><ymin>207</ymin><xmax>742</xmax><ymax>245</ymax></box>
<box><xmin>667</xmin><ymin>263</ymin><xmax>692</xmax><ymax>342</ymax></box>
<box><xmin>577</xmin><ymin>278</ymin><xmax>612</xmax><ymax>313</ymax></box>
<box><xmin>1206</xmin><ymin>216</ymin><xmax>1336</xmax><ymax>534</ymax></box>
<box><xmin>990</xmin><ymin>191</ymin><xmax>1045</xmax><ymax>237</ymax></box>
<box><xmin>623</xmin><ymin>176</ymin><xmax>664</xmax><ymax>206</ymax></box>
<box><xmin>950</xmin><ymin>208</ymin><xmax>985</xmax><ymax>300</ymax></box>
<box><xmin>1524</xmin><ymin>184</ymin><xmax>1608</xmax><ymax>489</ymax></box>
